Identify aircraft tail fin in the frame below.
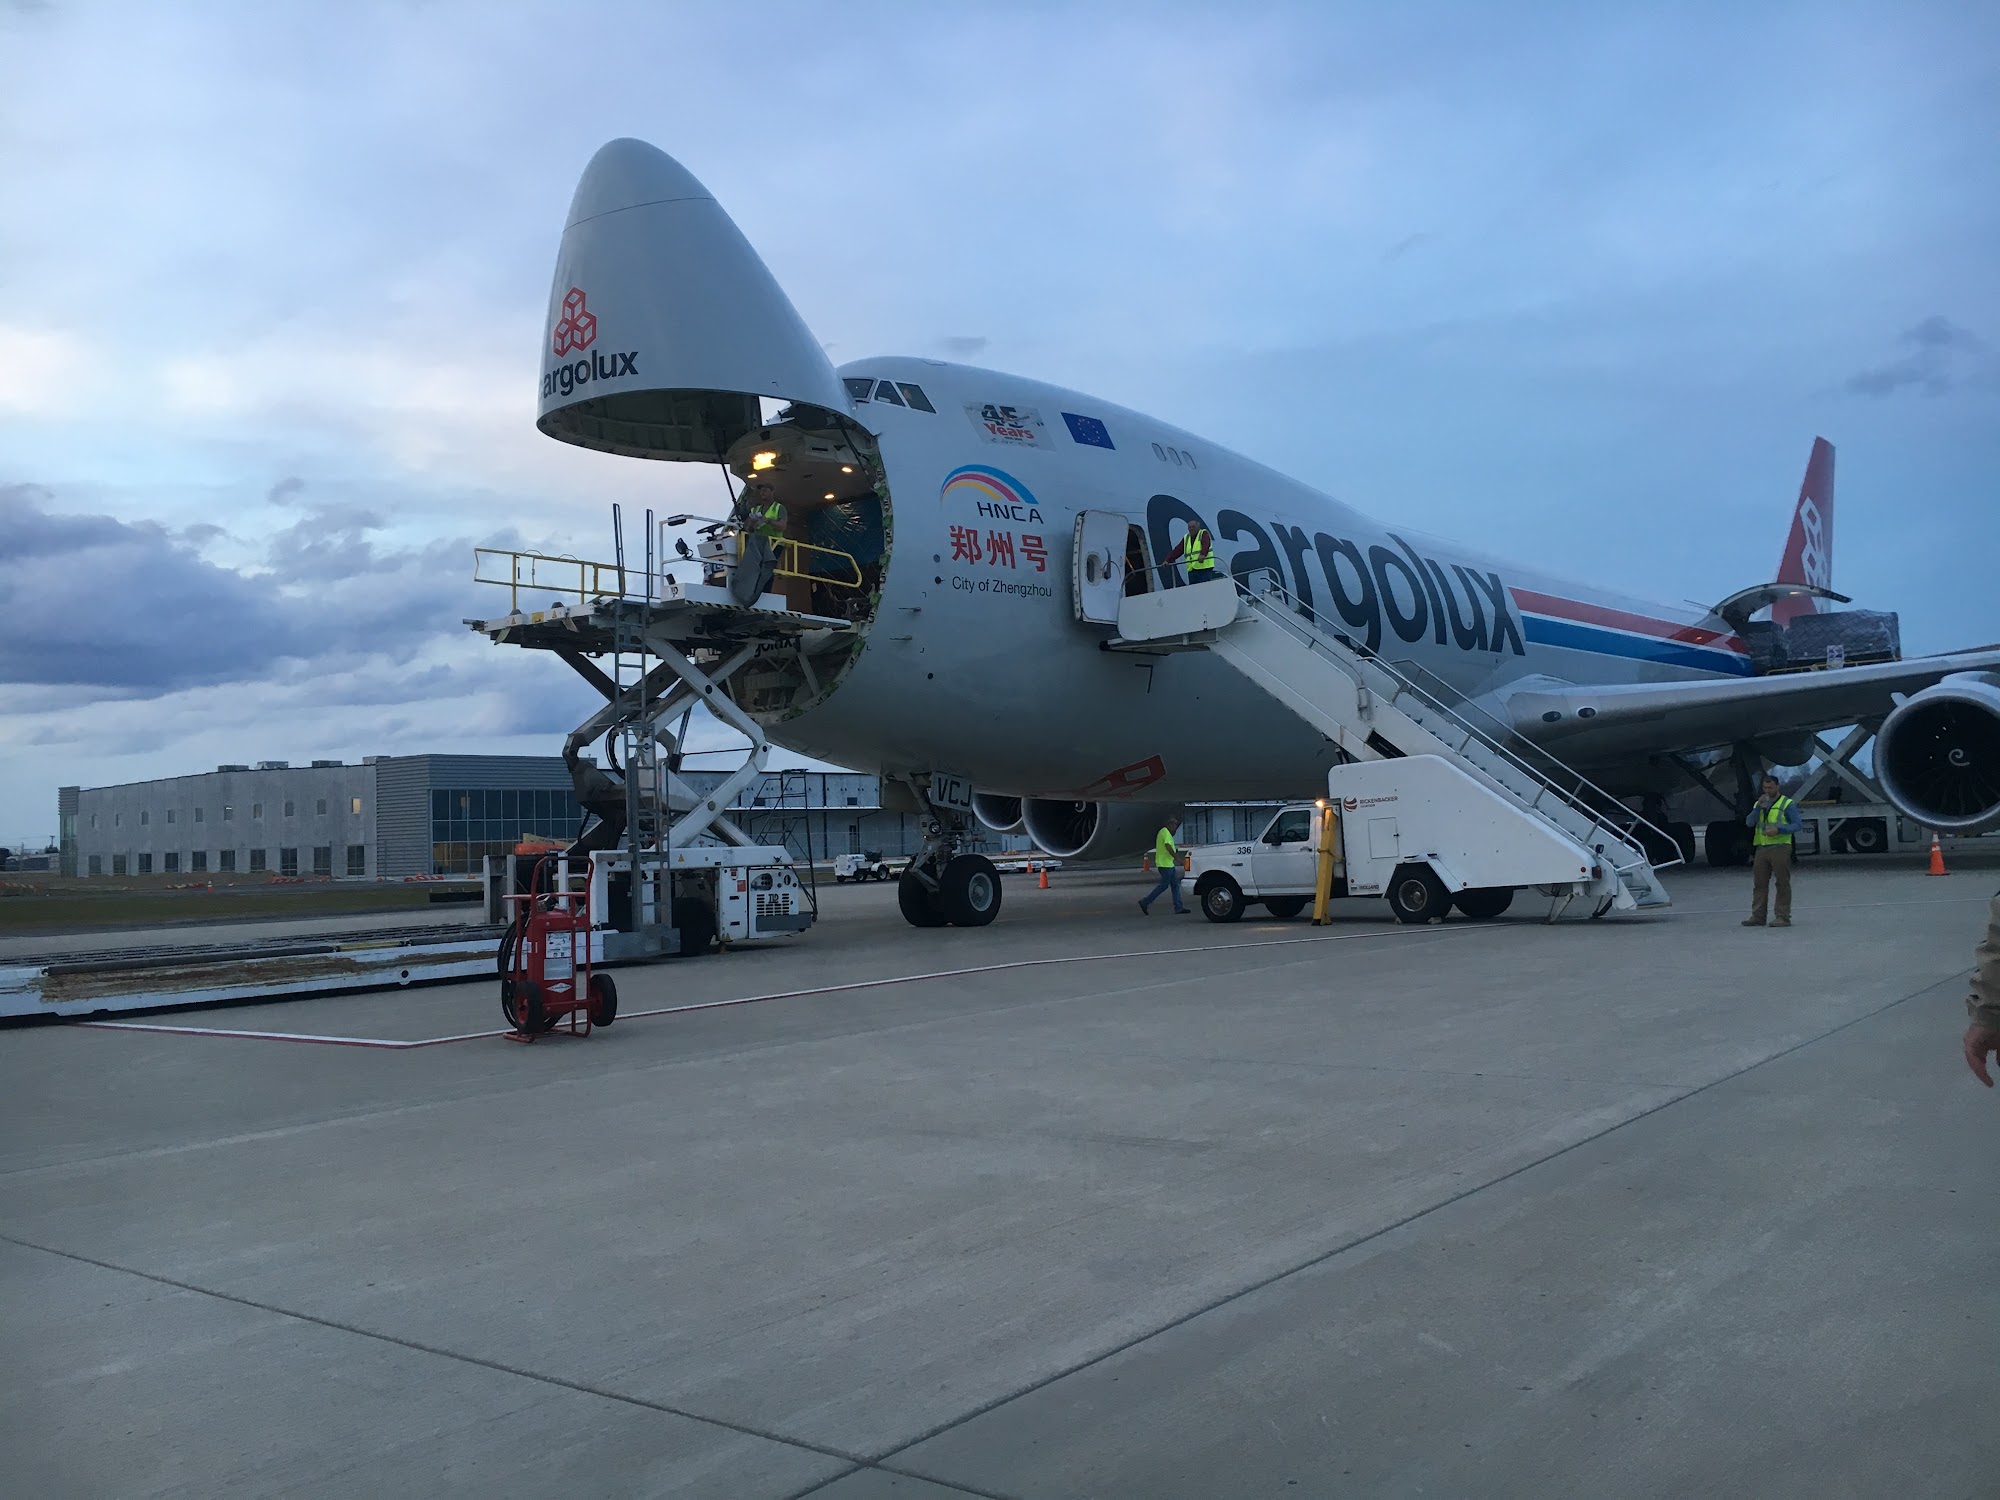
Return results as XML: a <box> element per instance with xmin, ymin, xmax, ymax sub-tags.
<box><xmin>1771</xmin><ymin>437</ymin><xmax>1834</xmax><ymax>624</ymax></box>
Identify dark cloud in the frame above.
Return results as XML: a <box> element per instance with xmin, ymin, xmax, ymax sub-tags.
<box><xmin>938</xmin><ymin>335</ymin><xmax>989</xmax><ymax>356</ymax></box>
<box><xmin>0</xmin><ymin>485</ymin><xmax>484</xmax><ymax>692</ymax></box>
<box><xmin>1845</xmin><ymin>316</ymin><xmax>1992</xmax><ymax>398</ymax></box>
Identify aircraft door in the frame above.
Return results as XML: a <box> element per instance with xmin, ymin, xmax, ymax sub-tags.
<box><xmin>1072</xmin><ymin>510</ymin><xmax>1129</xmax><ymax>624</ymax></box>
<box><xmin>1251</xmin><ymin>807</ymin><xmax>1318</xmax><ymax>891</ymax></box>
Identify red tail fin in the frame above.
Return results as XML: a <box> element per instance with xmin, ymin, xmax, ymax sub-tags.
<box><xmin>1772</xmin><ymin>437</ymin><xmax>1834</xmax><ymax>624</ymax></box>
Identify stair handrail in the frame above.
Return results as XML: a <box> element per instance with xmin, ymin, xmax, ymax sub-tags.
<box><xmin>1230</xmin><ymin>577</ymin><xmax>1684</xmax><ymax>872</ymax></box>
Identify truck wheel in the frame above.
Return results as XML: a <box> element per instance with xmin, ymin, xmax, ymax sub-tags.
<box><xmin>1705</xmin><ymin>820</ymin><xmax>1748</xmax><ymax>867</ymax></box>
<box><xmin>1263</xmin><ymin>895</ymin><xmax>1309</xmax><ymax>919</ymax></box>
<box><xmin>587</xmin><ymin>972</ymin><xmax>618</xmax><ymax>1027</ymax></box>
<box><xmin>1846</xmin><ymin>818</ymin><xmax>1887</xmax><ymax>854</ymax></box>
<box><xmin>898</xmin><ymin>868</ymin><xmax>949</xmax><ymax>927</ymax></box>
<box><xmin>1198</xmin><ymin>876</ymin><xmax>1244</xmax><ymax>923</ymax></box>
<box><xmin>940</xmin><ymin>854</ymin><xmax>1003</xmax><ymax>927</ymax></box>
<box><xmin>1386</xmin><ymin>865</ymin><xmax>1449</xmax><ymax>924</ymax></box>
<box><xmin>1451</xmin><ymin>887</ymin><xmax>1514</xmax><ymax>920</ymax></box>
<box><xmin>671</xmin><ymin>897</ymin><xmax>717</xmax><ymax>957</ymax></box>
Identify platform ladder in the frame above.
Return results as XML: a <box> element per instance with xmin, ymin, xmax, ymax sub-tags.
<box><xmin>1116</xmin><ymin>577</ymin><xmax>1682</xmax><ymax>913</ymax></box>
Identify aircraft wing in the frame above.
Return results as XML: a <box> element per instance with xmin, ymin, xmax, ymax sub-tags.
<box><xmin>1500</xmin><ymin>648</ymin><xmax>2000</xmax><ymax>761</ymax></box>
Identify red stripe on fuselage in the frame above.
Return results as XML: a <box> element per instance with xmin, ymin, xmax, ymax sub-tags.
<box><xmin>1510</xmin><ymin>588</ymin><xmax>1747</xmax><ymax>652</ymax></box>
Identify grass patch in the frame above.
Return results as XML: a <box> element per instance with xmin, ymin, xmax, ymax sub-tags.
<box><xmin>0</xmin><ymin>877</ymin><xmax>479</xmax><ymax>936</ymax></box>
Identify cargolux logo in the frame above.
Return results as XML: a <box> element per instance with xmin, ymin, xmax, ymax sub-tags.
<box><xmin>1795</xmin><ymin>499</ymin><xmax>1828</xmax><ymax>588</ymax></box>
<box><xmin>552</xmin><ymin>287</ymin><xmax>597</xmax><ymax>356</ymax></box>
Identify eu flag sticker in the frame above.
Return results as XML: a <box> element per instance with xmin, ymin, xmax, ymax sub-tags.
<box><xmin>1061</xmin><ymin>411</ymin><xmax>1115</xmax><ymax>449</ymax></box>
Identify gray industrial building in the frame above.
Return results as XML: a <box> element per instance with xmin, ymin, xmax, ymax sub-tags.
<box><xmin>62</xmin><ymin>756</ymin><xmax>1276</xmax><ymax>879</ymax></box>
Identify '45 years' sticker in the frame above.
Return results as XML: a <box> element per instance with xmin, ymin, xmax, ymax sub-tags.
<box><xmin>965</xmin><ymin>402</ymin><xmax>1052</xmax><ymax>449</ymax></box>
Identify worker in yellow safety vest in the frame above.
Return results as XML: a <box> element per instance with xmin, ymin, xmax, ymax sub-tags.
<box><xmin>1742</xmin><ymin>773</ymin><xmax>1800</xmax><ymax>927</ymax></box>
<box><xmin>1173</xmin><ymin>522</ymin><xmax>1216</xmax><ymax>585</ymax></box>
<box><xmin>729</xmin><ymin>489</ymin><xmax>787</xmax><ymax>604</ymax></box>
<box><xmin>1138</xmin><ymin>814</ymin><xmax>1189</xmax><ymax>915</ymax></box>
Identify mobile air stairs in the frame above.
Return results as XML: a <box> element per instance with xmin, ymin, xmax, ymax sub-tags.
<box><xmin>1113</xmin><ymin>576</ymin><xmax>1682</xmax><ymax>920</ymax></box>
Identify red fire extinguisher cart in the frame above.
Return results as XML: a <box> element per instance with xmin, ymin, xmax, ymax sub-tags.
<box><xmin>498</xmin><ymin>854</ymin><xmax>617</xmax><ymax>1040</ymax></box>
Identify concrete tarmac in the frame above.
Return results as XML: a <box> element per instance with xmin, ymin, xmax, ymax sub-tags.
<box><xmin>3</xmin><ymin>860</ymin><xmax>1996</xmax><ymax>1497</ymax></box>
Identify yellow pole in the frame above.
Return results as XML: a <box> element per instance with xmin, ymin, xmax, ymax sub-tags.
<box><xmin>1311</xmin><ymin>805</ymin><xmax>1339</xmax><ymax>925</ymax></box>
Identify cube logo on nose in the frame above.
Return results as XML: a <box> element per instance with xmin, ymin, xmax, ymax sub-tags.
<box><xmin>552</xmin><ymin>287</ymin><xmax>598</xmax><ymax>356</ymax></box>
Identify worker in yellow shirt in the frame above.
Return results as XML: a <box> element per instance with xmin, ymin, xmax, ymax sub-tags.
<box><xmin>1138</xmin><ymin>815</ymin><xmax>1189</xmax><ymax>915</ymax></box>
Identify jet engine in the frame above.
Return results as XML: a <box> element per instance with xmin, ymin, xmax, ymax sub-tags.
<box><xmin>1021</xmin><ymin>798</ymin><xmax>1184</xmax><ymax>861</ymax></box>
<box><xmin>971</xmin><ymin>793</ymin><xmax>1024</xmax><ymax>835</ymax></box>
<box><xmin>1876</xmin><ymin>672</ymin><xmax>2000</xmax><ymax>835</ymax></box>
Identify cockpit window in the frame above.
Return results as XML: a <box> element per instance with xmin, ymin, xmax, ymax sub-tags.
<box><xmin>896</xmin><ymin>382</ymin><xmax>936</xmax><ymax>413</ymax></box>
<box><xmin>842</xmin><ymin>376</ymin><xmax>874</xmax><ymax>401</ymax></box>
<box><xmin>873</xmin><ymin>380</ymin><xmax>906</xmax><ymax>406</ymax></box>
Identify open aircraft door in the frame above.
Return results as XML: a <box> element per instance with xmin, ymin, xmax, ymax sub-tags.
<box><xmin>1073</xmin><ymin>510</ymin><xmax>1129</xmax><ymax>625</ymax></box>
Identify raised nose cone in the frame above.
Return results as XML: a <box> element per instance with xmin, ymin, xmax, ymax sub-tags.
<box><xmin>537</xmin><ymin>138</ymin><xmax>855</xmax><ymax>462</ymax></box>
<box><xmin>564</xmin><ymin>138</ymin><xmax>712</xmax><ymax>227</ymax></box>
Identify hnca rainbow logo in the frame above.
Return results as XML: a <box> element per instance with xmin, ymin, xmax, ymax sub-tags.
<box><xmin>939</xmin><ymin>464</ymin><xmax>1044</xmax><ymax>522</ymax></box>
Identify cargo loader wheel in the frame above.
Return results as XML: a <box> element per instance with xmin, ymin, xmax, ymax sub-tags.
<box><xmin>587</xmin><ymin>972</ymin><xmax>618</xmax><ymax>1027</ymax></box>
<box><xmin>1451</xmin><ymin>887</ymin><xmax>1514</xmax><ymax>920</ymax></box>
<box><xmin>1386</xmin><ymin>865</ymin><xmax>1449</xmax><ymax>924</ymax></box>
<box><xmin>1197</xmin><ymin>875</ymin><xmax>1244</xmax><ymax>923</ymax></box>
<box><xmin>1845</xmin><ymin>818</ymin><xmax>1887</xmax><ymax>854</ymax></box>
<box><xmin>898</xmin><ymin>868</ymin><xmax>949</xmax><ymax>927</ymax></box>
<box><xmin>939</xmin><ymin>854</ymin><xmax>1002</xmax><ymax>927</ymax></box>
<box><xmin>1263</xmin><ymin>896</ymin><xmax>1308</xmax><ymax>920</ymax></box>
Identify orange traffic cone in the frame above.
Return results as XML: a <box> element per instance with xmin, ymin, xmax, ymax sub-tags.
<box><xmin>1038</xmin><ymin>862</ymin><xmax>1049</xmax><ymax>890</ymax></box>
<box><xmin>1926</xmin><ymin>832</ymin><xmax>1949</xmax><ymax>876</ymax></box>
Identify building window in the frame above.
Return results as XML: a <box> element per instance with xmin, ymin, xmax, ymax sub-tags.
<box><xmin>114</xmin><ymin>812</ymin><xmax>121</xmax><ymax>827</ymax></box>
<box><xmin>223</xmin><ymin>806</ymin><xmax>234</xmax><ymax>821</ymax></box>
<box><xmin>346</xmin><ymin>844</ymin><xmax>366</xmax><ymax>876</ymax></box>
<box><xmin>140</xmin><ymin>810</ymin><xmax>149</xmax><ymax>825</ymax></box>
<box><xmin>137</xmin><ymin>853</ymin><xmax>152</xmax><ymax>873</ymax></box>
<box><xmin>350</xmin><ymin>797</ymin><xmax>363</xmax><ymax>815</ymax></box>
<box><xmin>89</xmin><ymin>855</ymin><xmax>103</xmax><ymax>875</ymax></box>
<box><xmin>218</xmin><ymin>849</ymin><xmax>235</xmax><ymax>872</ymax></box>
<box><xmin>249</xmin><ymin>849</ymin><xmax>266</xmax><ymax>872</ymax></box>
<box><xmin>166</xmin><ymin>809</ymin><xmax>175</xmax><ymax>824</ymax></box>
<box><xmin>112</xmin><ymin>854</ymin><xmax>127</xmax><ymax>875</ymax></box>
<box><xmin>252</xmin><ymin>803</ymin><xmax>263</xmax><ymax>819</ymax></box>
<box><xmin>280</xmin><ymin>847</ymin><xmax>299</xmax><ymax>876</ymax></box>
<box><xmin>192</xmin><ymin>851</ymin><xmax>207</xmax><ymax>872</ymax></box>
<box><xmin>164</xmin><ymin>852</ymin><xmax>179</xmax><ymax>873</ymax></box>
<box><xmin>846</xmin><ymin>796</ymin><xmax>859</xmax><ymax>806</ymax></box>
<box><xmin>312</xmin><ymin>846</ymin><xmax>331</xmax><ymax>875</ymax></box>
<box><xmin>90</xmin><ymin>813</ymin><xmax>98</xmax><ymax>829</ymax></box>
<box><xmin>195</xmin><ymin>807</ymin><xmax>205</xmax><ymax>823</ymax></box>
<box><xmin>284</xmin><ymin>800</ymin><xmax>295</xmax><ymax>817</ymax></box>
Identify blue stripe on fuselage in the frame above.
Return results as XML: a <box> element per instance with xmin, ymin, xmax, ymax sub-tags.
<box><xmin>1522</xmin><ymin>615</ymin><xmax>1756</xmax><ymax>676</ymax></box>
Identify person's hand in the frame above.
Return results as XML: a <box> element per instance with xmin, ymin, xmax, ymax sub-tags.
<box><xmin>1964</xmin><ymin>1022</ymin><xmax>2000</xmax><ymax>1087</ymax></box>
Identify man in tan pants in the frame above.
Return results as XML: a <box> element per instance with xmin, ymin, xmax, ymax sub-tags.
<box><xmin>1742</xmin><ymin>774</ymin><xmax>1799</xmax><ymax>927</ymax></box>
<box><xmin>1963</xmin><ymin>893</ymin><xmax>2000</xmax><ymax>1086</ymax></box>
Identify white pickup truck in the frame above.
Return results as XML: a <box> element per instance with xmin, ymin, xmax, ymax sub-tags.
<box><xmin>1184</xmin><ymin>788</ymin><xmax>1528</xmax><ymax>928</ymax></box>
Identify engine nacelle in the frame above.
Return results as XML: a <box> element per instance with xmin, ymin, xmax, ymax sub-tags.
<box><xmin>1021</xmin><ymin>799</ymin><xmax>1184</xmax><ymax>861</ymax></box>
<box><xmin>1876</xmin><ymin>672</ymin><xmax>2000</xmax><ymax>835</ymax></box>
<box><xmin>971</xmin><ymin>793</ymin><xmax>1024</xmax><ymax>835</ymax></box>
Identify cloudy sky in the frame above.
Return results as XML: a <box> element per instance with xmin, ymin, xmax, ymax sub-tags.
<box><xmin>2</xmin><ymin>0</ymin><xmax>1996</xmax><ymax>846</ymax></box>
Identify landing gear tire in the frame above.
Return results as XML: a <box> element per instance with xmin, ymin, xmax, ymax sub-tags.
<box><xmin>1668</xmin><ymin>821</ymin><xmax>1697</xmax><ymax>864</ymax></box>
<box><xmin>1451</xmin><ymin>887</ymin><xmax>1514</xmax><ymax>920</ymax></box>
<box><xmin>587</xmin><ymin>972</ymin><xmax>618</xmax><ymax>1027</ymax></box>
<box><xmin>1263</xmin><ymin>895</ymin><xmax>1309</xmax><ymax>919</ymax></box>
<box><xmin>1198</xmin><ymin>877</ymin><xmax>1244</xmax><ymax>923</ymax></box>
<box><xmin>939</xmin><ymin>854</ymin><xmax>1003</xmax><ymax>927</ymax></box>
<box><xmin>898</xmin><ymin>868</ymin><xmax>949</xmax><ymax>928</ymax></box>
<box><xmin>1639</xmin><ymin>827</ymin><xmax>1680</xmax><ymax>865</ymax></box>
<box><xmin>1705</xmin><ymin>820</ymin><xmax>1749</xmax><ymax>868</ymax></box>
<box><xmin>1386</xmin><ymin>864</ymin><xmax>1450</xmax><ymax>925</ymax></box>
<box><xmin>672</xmin><ymin>897</ymin><xmax>718</xmax><ymax>957</ymax></box>
<box><xmin>1845</xmin><ymin>818</ymin><xmax>1888</xmax><ymax>854</ymax></box>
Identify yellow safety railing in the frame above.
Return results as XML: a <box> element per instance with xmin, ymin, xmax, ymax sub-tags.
<box><xmin>772</xmin><ymin>537</ymin><xmax>863</xmax><ymax>590</ymax></box>
<box><xmin>474</xmin><ymin>549</ymin><xmax>626</xmax><ymax>612</ymax></box>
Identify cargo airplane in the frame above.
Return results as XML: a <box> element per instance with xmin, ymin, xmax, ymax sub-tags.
<box><xmin>531</xmin><ymin>138</ymin><xmax>2000</xmax><ymax>927</ymax></box>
